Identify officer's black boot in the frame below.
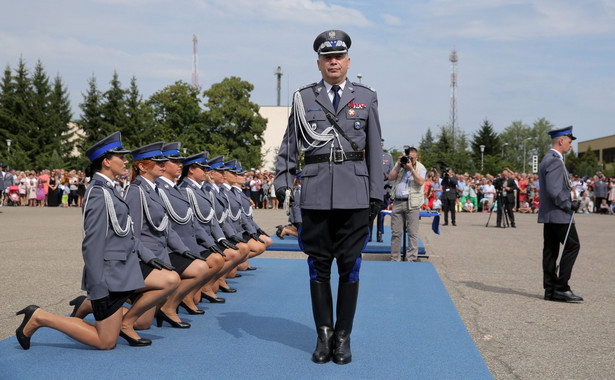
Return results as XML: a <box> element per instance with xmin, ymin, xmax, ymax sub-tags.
<box><xmin>310</xmin><ymin>281</ymin><xmax>334</xmax><ymax>364</ymax></box>
<box><xmin>332</xmin><ymin>280</ymin><xmax>359</xmax><ymax>365</ymax></box>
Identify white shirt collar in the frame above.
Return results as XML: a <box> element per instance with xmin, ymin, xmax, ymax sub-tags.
<box><xmin>96</xmin><ymin>172</ymin><xmax>114</xmax><ymax>185</ymax></box>
<box><xmin>185</xmin><ymin>177</ymin><xmax>202</xmax><ymax>188</ymax></box>
<box><xmin>158</xmin><ymin>176</ymin><xmax>176</xmax><ymax>187</ymax></box>
<box><xmin>222</xmin><ymin>183</ymin><xmax>232</xmax><ymax>190</ymax></box>
<box><xmin>140</xmin><ymin>175</ymin><xmax>157</xmax><ymax>190</ymax></box>
<box><xmin>550</xmin><ymin>148</ymin><xmax>564</xmax><ymax>160</ymax></box>
<box><xmin>324</xmin><ymin>80</ymin><xmax>346</xmax><ymax>102</ymax></box>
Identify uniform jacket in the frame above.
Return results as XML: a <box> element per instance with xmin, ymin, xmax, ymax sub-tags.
<box><xmin>495</xmin><ymin>177</ymin><xmax>518</xmax><ymax>203</ymax></box>
<box><xmin>81</xmin><ymin>173</ymin><xmax>145</xmax><ymax>300</ymax></box>
<box><xmin>178</xmin><ymin>178</ymin><xmax>222</xmax><ymax>248</ymax></box>
<box><xmin>538</xmin><ymin>150</ymin><xmax>574</xmax><ymax>224</ymax></box>
<box><xmin>231</xmin><ymin>185</ymin><xmax>262</xmax><ymax>233</ymax></box>
<box><xmin>203</xmin><ymin>182</ymin><xmax>241</xmax><ymax>238</ymax></box>
<box><xmin>274</xmin><ymin>79</ymin><xmax>384</xmax><ymax>210</ymax></box>
<box><xmin>290</xmin><ymin>185</ymin><xmax>302</xmax><ymax>224</ymax></box>
<box><xmin>124</xmin><ymin>176</ymin><xmax>190</xmax><ymax>264</ymax></box>
<box><xmin>441</xmin><ymin>175</ymin><xmax>458</xmax><ymax>201</ymax></box>
<box><xmin>156</xmin><ymin>177</ymin><xmax>212</xmax><ymax>254</ymax></box>
<box><xmin>224</xmin><ymin>184</ymin><xmax>257</xmax><ymax>235</ymax></box>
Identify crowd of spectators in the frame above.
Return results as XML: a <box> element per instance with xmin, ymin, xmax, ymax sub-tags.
<box><xmin>2</xmin><ymin>164</ymin><xmax>614</xmax><ymax>216</ymax></box>
<box><xmin>0</xmin><ymin>165</ymin><xmax>285</xmax><ymax>211</ymax></box>
<box><xmin>418</xmin><ymin>168</ymin><xmax>615</xmax><ymax>216</ymax></box>
<box><xmin>0</xmin><ymin>167</ymin><xmax>88</xmax><ymax>208</ymax></box>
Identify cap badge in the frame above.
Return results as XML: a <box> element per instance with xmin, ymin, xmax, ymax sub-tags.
<box><xmin>328</xmin><ymin>30</ymin><xmax>336</xmax><ymax>39</ymax></box>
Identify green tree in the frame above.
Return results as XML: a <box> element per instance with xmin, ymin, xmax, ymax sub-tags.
<box><xmin>529</xmin><ymin>118</ymin><xmax>555</xmax><ymax>167</ymax></box>
<box><xmin>148</xmin><ymin>80</ymin><xmax>204</xmax><ymax>148</ymax></box>
<box><xmin>470</xmin><ymin>119</ymin><xmax>502</xmax><ymax>173</ymax></box>
<box><xmin>101</xmin><ymin>71</ymin><xmax>128</xmax><ymax>136</ymax></box>
<box><xmin>78</xmin><ymin>75</ymin><xmax>108</xmax><ymax>167</ymax></box>
<box><xmin>202</xmin><ymin>77</ymin><xmax>267</xmax><ymax>168</ymax></box>
<box><xmin>123</xmin><ymin>76</ymin><xmax>155</xmax><ymax>148</ymax></box>
<box><xmin>499</xmin><ymin>120</ymin><xmax>531</xmax><ymax>172</ymax></box>
<box><xmin>7</xmin><ymin>58</ymin><xmax>34</xmax><ymax>169</ymax></box>
<box><xmin>49</xmin><ymin>73</ymin><xmax>73</xmax><ymax>160</ymax></box>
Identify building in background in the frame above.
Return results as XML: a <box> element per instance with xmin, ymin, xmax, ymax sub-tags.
<box><xmin>259</xmin><ymin>105</ymin><xmax>290</xmax><ymax>171</ymax></box>
<box><xmin>577</xmin><ymin>134</ymin><xmax>615</xmax><ymax>170</ymax></box>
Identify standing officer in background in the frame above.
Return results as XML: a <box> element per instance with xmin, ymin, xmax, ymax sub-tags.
<box><xmin>539</xmin><ymin>126</ymin><xmax>582</xmax><ymax>302</ymax></box>
<box><xmin>368</xmin><ymin>139</ymin><xmax>394</xmax><ymax>242</ymax></box>
<box><xmin>440</xmin><ymin>168</ymin><xmax>458</xmax><ymax>226</ymax></box>
<box><xmin>388</xmin><ymin>146</ymin><xmax>425</xmax><ymax>261</ymax></box>
<box><xmin>495</xmin><ymin>169</ymin><xmax>517</xmax><ymax>228</ymax></box>
<box><xmin>274</xmin><ymin>29</ymin><xmax>383</xmax><ymax>365</ymax></box>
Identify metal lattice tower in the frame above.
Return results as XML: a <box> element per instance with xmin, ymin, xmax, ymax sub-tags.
<box><xmin>449</xmin><ymin>49</ymin><xmax>458</xmax><ymax>149</ymax></box>
<box><xmin>192</xmin><ymin>34</ymin><xmax>199</xmax><ymax>89</ymax></box>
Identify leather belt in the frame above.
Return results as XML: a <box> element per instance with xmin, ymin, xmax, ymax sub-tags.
<box><xmin>304</xmin><ymin>151</ymin><xmax>364</xmax><ymax>165</ymax></box>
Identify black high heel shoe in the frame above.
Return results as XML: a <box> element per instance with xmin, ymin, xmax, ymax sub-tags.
<box><xmin>69</xmin><ymin>295</ymin><xmax>87</xmax><ymax>318</ymax></box>
<box><xmin>201</xmin><ymin>292</ymin><xmax>225</xmax><ymax>303</ymax></box>
<box><xmin>178</xmin><ymin>302</ymin><xmax>205</xmax><ymax>315</ymax></box>
<box><xmin>155</xmin><ymin>309</ymin><xmax>190</xmax><ymax>328</ymax></box>
<box><xmin>219</xmin><ymin>285</ymin><xmax>237</xmax><ymax>293</ymax></box>
<box><xmin>16</xmin><ymin>305</ymin><xmax>39</xmax><ymax>350</ymax></box>
<box><xmin>119</xmin><ymin>330</ymin><xmax>152</xmax><ymax>346</ymax></box>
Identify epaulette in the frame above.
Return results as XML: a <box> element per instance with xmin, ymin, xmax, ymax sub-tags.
<box><xmin>131</xmin><ymin>178</ymin><xmax>142</xmax><ymax>186</ymax></box>
<box><xmin>297</xmin><ymin>82</ymin><xmax>317</xmax><ymax>91</ymax></box>
<box><xmin>91</xmin><ymin>179</ymin><xmax>104</xmax><ymax>187</ymax></box>
<box><xmin>351</xmin><ymin>81</ymin><xmax>376</xmax><ymax>92</ymax></box>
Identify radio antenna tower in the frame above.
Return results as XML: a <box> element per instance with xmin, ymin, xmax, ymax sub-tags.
<box><xmin>449</xmin><ymin>49</ymin><xmax>458</xmax><ymax>150</ymax></box>
<box><xmin>191</xmin><ymin>34</ymin><xmax>199</xmax><ymax>89</ymax></box>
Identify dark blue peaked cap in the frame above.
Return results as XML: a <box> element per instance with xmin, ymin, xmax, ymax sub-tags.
<box><xmin>548</xmin><ymin>125</ymin><xmax>576</xmax><ymax>140</ymax></box>
<box><xmin>224</xmin><ymin>159</ymin><xmax>239</xmax><ymax>173</ymax></box>
<box><xmin>313</xmin><ymin>29</ymin><xmax>351</xmax><ymax>55</ymax></box>
<box><xmin>131</xmin><ymin>142</ymin><xmax>168</xmax><ymax>162</ymax></box>
<box><xmin>85</xmin><ymin>131</ymin><xmax>130</xmax><ymax>162</ymax></box>
<box><xmin>207</xmin><ymin>155</ymin><xmax>228</xmax><ymax>171</ymax></box>
<box><xmin>183</xmin><ymin>152</ymin><xmax>209</xmax><ymax>167</ymax></box>
<box><xmin>162</xmin><ymin>142</ymin><xmax>185</xmax><ymax>159</ymax></box>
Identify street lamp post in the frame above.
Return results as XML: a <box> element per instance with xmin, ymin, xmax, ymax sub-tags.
<box><xmin>523</xmin><ymin>138</ymin><xmax>531</xmax><ymax>173</ymax></box>
<box><xmin>357</xmin><ymin>73</ymin><xmax>362</xmax><ymax>83</ymax></box>
<box><xmin>479</xmin><ymin>145</ymin><xmax>485</xmax><ymax>172</ymax></box>
<box><xmin>6</xmin><ymin>139</ymin><xmax>11</xmax><ymax>153</ymax></box>
<box><xmin>501</xmin><ymin>142</ymin><xmax>509</xmax><ymax>158</ymax></box>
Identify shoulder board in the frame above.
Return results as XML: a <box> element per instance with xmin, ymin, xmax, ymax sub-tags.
<box><xmin>351</xmin><ymin>82</ymin><xmax>376</xmax><ymax>92</ymax></box>
<box><xmin>91</xmin><ymin>180</ymin><xmax>104</xmax><ymax>187</ymax></box>
<box><xmin>178</xmin><ymin>181</ymin><xmax>188</xmax><ymax>188</ymax></box>
<box><xmin>297</xmin><ymin>82</ymin><xmax>317</xmax><ymax>91</ymax></box>
<box><xmin>131</xmin><ymin>178</ymin><xmax>142</xmax><ymax>186</ymax></box>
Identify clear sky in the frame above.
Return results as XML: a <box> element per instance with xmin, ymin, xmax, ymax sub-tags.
<box><xmin>1</xmin><ymin>0</ymin><xmax>614</xmax><ymax>150</ymax></box>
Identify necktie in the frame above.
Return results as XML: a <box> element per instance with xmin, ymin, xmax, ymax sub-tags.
<box><xmin>331</xmin><ymin>85</ymin><xmax>341</xmax><ymax>112</ymax></box>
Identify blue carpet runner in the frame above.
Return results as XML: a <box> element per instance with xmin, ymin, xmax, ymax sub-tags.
<box><xmin>269</xmin><ymin>225</ymin><xmax>426</xmax><ymax>255</ymax></box>
<box><xmin>0</xmin><ymin>259</ymin><xmax>491</xmax><ymax>379</ymax></box>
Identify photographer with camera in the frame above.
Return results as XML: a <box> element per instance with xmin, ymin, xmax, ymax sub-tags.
<box><xmin>388</xmin><ymin>146</ymin><xmax>425</xmax><ymax>261</ymax></box>
<box><xmin>440</xmin><ymin>168</ymin><xmax>458</xmax><ymax>226</ymax></box>
<box><xmin>494</xmin><ymin>169</ymin><xmax>517</xmax><ymax>228</ymax></box>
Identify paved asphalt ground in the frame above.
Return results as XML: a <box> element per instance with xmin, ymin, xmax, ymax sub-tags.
<box><xmin>1</xmin><ymin>206</ymin><xmax>613</xmax><ymax>379</ymax></box>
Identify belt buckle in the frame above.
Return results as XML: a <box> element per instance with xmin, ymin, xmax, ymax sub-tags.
<box><xmin>333</xmin><ymin>149</ymin><xmax>344</xmax><ymax>163</ymax></box>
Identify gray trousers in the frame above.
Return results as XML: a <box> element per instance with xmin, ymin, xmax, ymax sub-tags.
<box><xmin>390</xmin><ymin>200</ymin><xmax>420</xmax><ymax>261</ymax></box>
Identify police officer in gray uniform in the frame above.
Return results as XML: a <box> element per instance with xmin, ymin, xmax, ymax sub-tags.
<box><xmin>15</xmin><ymin>132</ymin><xmax>171</xmax><ymax>350</ymax></box>
<box><xmin>274</xmin><ymin>30</ymin><xmax>384</xmax><ymax>365</ymax></box>
<box><xmin>369</xmin><ymin>139</ymin><xmax>394</xmax><ymax>242</ymax></box>
<box><xmin>539</xmin><ymin>126</ymin><xmax>582</xmax><ymax>302</ymax></box>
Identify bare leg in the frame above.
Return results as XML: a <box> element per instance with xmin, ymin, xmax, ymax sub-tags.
<box><xmin>123</xmin><ymin>269</ymin><xmax>179</xmax><ymax>337</ymax></box>
<box><xmin>23</xmin><ymin>307</ymin><xmax>123</xmax><ymax>350</ymax></box>
<box><xmin>160</xmin><ymin>260</ymin><xmax>209</xmax><ymax>318</ymax></box>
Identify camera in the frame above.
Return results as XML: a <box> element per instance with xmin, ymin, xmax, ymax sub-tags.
<box><xmin>400</xmin><ymin>156</ymin><xmax>409</xmax><ymax>165</ymax></box>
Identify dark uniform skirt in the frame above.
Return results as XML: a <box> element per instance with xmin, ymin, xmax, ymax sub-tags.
<box><xmin>92</xmin><ymin>290</ymin><xmax>134</xmax><ymax>321</ymax></box>
<box><xmin>169</xmin><ymin>252</ymin><xmax>193</xmax><ymax>276</ymax></box>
